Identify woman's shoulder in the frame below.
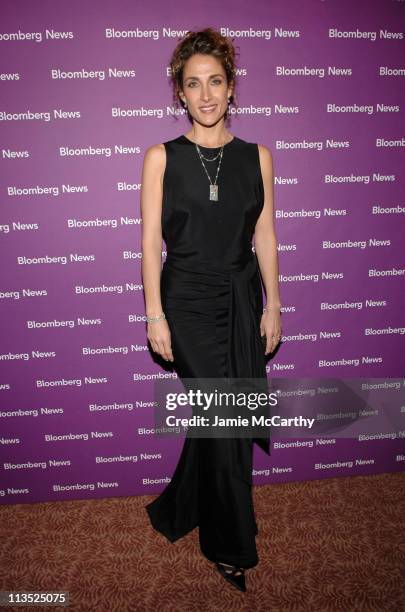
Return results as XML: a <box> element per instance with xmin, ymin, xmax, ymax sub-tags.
<box><xmin>142</xmin><ymin>143</ymin><xmax>166</xmax><ymax>175</ymax></box>
<box><xmin>235</xmin><ymin>136</ymin><xmax>272</xmax><ymax>157</ymax></box>
<box><xmin>255</xmin><ymin>143</ymin><xmax>274</xmax><ymax>179</ymax></box>
<box><xmin>256</xmin><ymin>143</ymin><xmax>273</xmax><ymax>159</ymax></box>
<box><xmin>144</xmin><ymin>142</ymin><xmax>166</xmax><ymax>155</ymax></box>
<box><xmin>145</xmin><ymin>135</ymin><xmax>186</xmax><ymax>155</ymax></box>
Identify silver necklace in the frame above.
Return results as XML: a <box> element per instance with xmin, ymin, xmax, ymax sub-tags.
<box><xmin>198</xmin><ymin>148</ymin><xmax>223</xmax><ymax>162</ymax></box>
<box><xmin>194</xmin><ymin>140</ymin><xmax>225</xmax><ymax>202</ymax></box>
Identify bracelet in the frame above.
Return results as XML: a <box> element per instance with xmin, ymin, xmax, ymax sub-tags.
<box><xmin>146</xmin><ymin>312</ymin><xmax>166</xmax><ymax>324</ymax></box>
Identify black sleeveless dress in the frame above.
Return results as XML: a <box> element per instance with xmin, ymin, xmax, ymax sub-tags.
<box><xmin>145</xmin><ymin>134</ymin><xmax>271</xmax><ymax>569</ymax></box>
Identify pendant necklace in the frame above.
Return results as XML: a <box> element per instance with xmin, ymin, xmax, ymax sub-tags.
<box><xmin>193</xmin><ymin>139</ymin><xmax>226</xmax><ymax>202</ymax></box>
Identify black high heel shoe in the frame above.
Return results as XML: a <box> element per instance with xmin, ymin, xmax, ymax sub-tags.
<box><xmin>215</xmin><ymin>562</ymin><xmax>246</xmax><ymax>592</ymax></box>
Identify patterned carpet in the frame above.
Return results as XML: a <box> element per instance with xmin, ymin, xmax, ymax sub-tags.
<box><xmin>1</xmin><ymin>472</ymin><xmax>404</xmax><ymax>612</ymax></box>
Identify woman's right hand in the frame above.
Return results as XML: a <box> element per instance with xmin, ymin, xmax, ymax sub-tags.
<box><xmin>147</xmin><ymin>319</ymin><xmax>174</xmax><ymax>362</ymax></box>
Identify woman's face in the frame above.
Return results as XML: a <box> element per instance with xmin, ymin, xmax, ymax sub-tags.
<box><xmin>179</xmin><ymin>53</ymin><xmax>233</xmax><ymax>126</ymax></box>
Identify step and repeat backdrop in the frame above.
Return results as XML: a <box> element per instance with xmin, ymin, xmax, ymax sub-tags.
<box><xmin>0</xmin><ymin>0</ymin><xmax>404</xmax><ymax>505</ymax></box>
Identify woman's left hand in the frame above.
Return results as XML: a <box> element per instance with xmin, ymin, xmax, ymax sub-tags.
<box><xmin>260</xmin><ymin>308</ymin><xmax>282</xmax><ymax>355</ymax></box>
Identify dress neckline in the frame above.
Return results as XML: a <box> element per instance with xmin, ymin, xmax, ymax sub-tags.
<box><xmin>181</xmin><ymin>134</ymin><xmax>236</xmax><ymax>149</ymax></box>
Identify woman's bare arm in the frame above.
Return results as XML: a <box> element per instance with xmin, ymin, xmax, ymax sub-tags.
<box><xmin>140</xmin><ymin>144</ymin><xmax>165</xmax><ymax>316</ymax></box>
<box><xmin>255</xmin><ymin>144</ymin><xmax>281</xmax><ymax>309</ymax></box>
<box><xmin>254</xmin><ymin>144</ymin><xmax>282</xmax><ymax>354</ymax></box>
<box><xmin>140</xmin><ymin>144</ymin><xmax>174</xmax><ymax>362</ymax></box>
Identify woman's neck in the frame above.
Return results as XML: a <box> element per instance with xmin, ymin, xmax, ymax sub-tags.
<box><xmin>186</xmin><ymin>127</ymin><xmax>233</xmax><ymax>147</ymax></box>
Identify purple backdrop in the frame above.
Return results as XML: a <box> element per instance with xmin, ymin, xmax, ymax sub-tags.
<box><xmin>0</xmin><ymin>0</ymin><xmax>404</xmax><ymax>504</ymax></box>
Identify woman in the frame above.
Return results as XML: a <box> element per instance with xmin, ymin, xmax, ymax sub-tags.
<box><xmin>141</xmin><ymin>28</ymin><xmax>282</xmax><ymax>593</ymax></box>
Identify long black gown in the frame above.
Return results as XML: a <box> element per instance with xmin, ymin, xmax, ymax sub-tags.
<box><xmin>145</xmin><ymin>133</ymin><xmax>271</xmax><ymax>569</ymax></box>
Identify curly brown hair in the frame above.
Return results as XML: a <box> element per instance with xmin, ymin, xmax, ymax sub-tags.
<box><xmin>169</xmin><ymin>27</ymin><xmax>239</xmax><ymax>124</ymax></box>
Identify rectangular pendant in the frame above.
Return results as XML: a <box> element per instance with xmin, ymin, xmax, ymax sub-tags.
<box><xmin>209</xmin><ymin>184</ymin><xmax>219</xmax><ymax>201</ymax></box>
